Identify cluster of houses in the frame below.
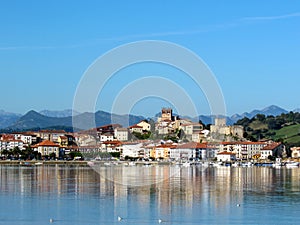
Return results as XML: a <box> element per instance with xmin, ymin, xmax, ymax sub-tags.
<box><xmin>0</xmin><ymin>108</ymin><xmax>297</xmax><ymax>162</ymax></box>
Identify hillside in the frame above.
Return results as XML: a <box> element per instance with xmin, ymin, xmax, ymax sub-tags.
<box><xmin>235</xmin><ymin>112</ymin><xmax>300</xmax><ymax>147</ymax></box>
<box><xmin>5</xmin><ymin>110</ymin><xmax>145</xmax><ymax>131</ymax></box>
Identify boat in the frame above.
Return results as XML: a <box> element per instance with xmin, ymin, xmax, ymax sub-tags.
<box><xmin>34</xmin><ymin>162</ymin><xmax>43</xmax><ymax>166</ymax></box>
<box><xmin>285</xmin><ymin>162</ymin><xmax>299</xmax><ymax>168</ymax></box>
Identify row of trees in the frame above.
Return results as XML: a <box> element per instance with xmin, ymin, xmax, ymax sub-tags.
<box><xmin>0</xmin><ymin>146</ymin><xmax>42</xmax><ymax>160</ymax></box>
<box><xmin>0</xmin><ymin>147</ymin><xmax>83</xmax><ymax>160</ymax></box>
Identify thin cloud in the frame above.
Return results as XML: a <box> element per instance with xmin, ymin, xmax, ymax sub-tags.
<box><xmin>241</xmin><ymin>12</ymin><xmax>300</xmax><ymax>21</ymax></box>
<box><xmin>1</xmin><ymin>12</ymin><xmax>299</xmax><ymax>51</ymax></box>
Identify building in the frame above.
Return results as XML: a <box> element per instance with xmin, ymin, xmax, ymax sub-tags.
<box><xmin>261</xmin><ymin>142</ymin><xmax>285</xmax><ymax>159</ymax></box>
<box><xmin>32</xmin><ymin>140</ymin><xmax>60</xmax><ymax>157</ymax></box>
<box><xmin>217</xmin><ymin>151</ymin><xmax>236</xmax><ymax>162</ymax></box>
<box><xmin>137</xmin><ymin>120</ymin><xmax>151</xmax><ymax>131</ymax></box>
<box><xmin>219</xmin><ymin>141</ymin><xmax>268</xmax><ymax>160</ymax></box>
<box><xmin>129</xmin><ymin>125</ymin><xmax>143</xmax><ymax>134</ymax></box>
<box><xmin>150</xmin><ymin>144</ymin><xmax>176</xmax><ymax>160</ymax></box>
<box><xmin>114</xmin><ymin>128</ymin><xmax>129</xmax><ymax>141</ymax></box>
<box><xmin>161</xmin><ymin>108</ymin><xmax>172</xmax><ymax>121</ymax></box>
<box><xmin>34</xmin><ymin>130</ymin><xmax>66</xmax><ymax>143</ymax></box>
<box><xmin>210</xmin><ymin>118</ymin><xmax>244</xmax><ymax>140</ymax></box>
<box><xmin>99</xmin><ymin>133</ymin><xmax>114</xmax><ymax>142</ymax></box>
<box><xmin>96</xmin><ymin>124</ymin><xmax>122</xmax><ymax>135</ymax></box>
<box><xmin>291</xmin><ymin>147</ymin><xmax>300</xmax><ymax>158</ymax></box>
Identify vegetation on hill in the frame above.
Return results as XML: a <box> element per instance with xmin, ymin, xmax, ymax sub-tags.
<box><xmin>235</xmin><ymin>112</ymin><xmax>300</xmax><ymax>150</ymax></box>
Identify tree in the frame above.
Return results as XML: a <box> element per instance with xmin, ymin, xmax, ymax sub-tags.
<box><xmin>49</xmin><ymin>152</ymin><xmax>56</xmax><ymax>159</ymax></box>
<box><xmin>12</xmin><ymin>147</ymin><xmax>21</xmax><ymax>158</ymax></box>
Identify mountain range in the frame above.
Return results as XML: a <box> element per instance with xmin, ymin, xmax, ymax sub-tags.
<box><xmin>0</xmin><ymin>105</ymin><xmax>294</xmax><ymax>131</ymax></box>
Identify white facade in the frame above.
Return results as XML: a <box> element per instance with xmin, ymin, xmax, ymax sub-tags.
<box><xmin>114</xmin><ymin>128</ymin><xmax>129</xmax><ymax>141</ymax></box>
<box><xmin>217</xmin><ymin>152</ymin><xmax>236</xmax><ymax>162</ymax></box>
<box><xmin>260</xmin><ymin>149</ymin><xmax>273</xmax><ymax>159</ymax></box>
<box><xmin>99</xmin><ymin>133</ymin><xmax>114</xmax><ymax>142</ymax></box>
<box><xmin>0</xmin><ymin>140</ymin><xmax>24</xmax><ymax>150</ymax></box>
<box><xmin>137</xmin><ymin>121</ymin><xmax>151</xmax><ymax>131</ymax></box>
<box><xmin>121</xmin><ymin>143</ymin><xmax>143</xmax><ymax>158</ymax></box>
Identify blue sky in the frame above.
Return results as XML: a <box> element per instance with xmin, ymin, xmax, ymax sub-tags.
<box><xmin>0</xmin><ymin>1</ymin><xmax>299</xmax><ymax>117</ymax></box>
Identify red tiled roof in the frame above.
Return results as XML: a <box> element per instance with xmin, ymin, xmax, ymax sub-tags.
<box><xmin>262</xmin><ymin>142</ymin><xmax>281</xmax><ymax>150</ymax></box>
<box><xmin>221</xmin><ymin>141</ymin><xmax>266</xmax><ymax>145</ymax></box>
<box><xmin>178</xmin><ymin>142</ymin><xmax>208</xmax><ymax>149</ymax></box>
<box><xmin>130</xmin><ymin>125</ymin><xmax>143</xmax><ymax>129</ymax></box>
<box><xmin>32</xmin><ymin>140</ymin><xmax>60</xmax><ymax>147</ymax></box>
<box><xmin>217</xmin><ymin>151</ymin><xmax>236</xmax><ymax>155</ymax></box>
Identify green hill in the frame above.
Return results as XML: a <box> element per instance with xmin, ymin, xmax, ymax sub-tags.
<box><xmin>235</xmin><ymin>112</ymin><xmax>300</xmax><ymax>147</ymax></box>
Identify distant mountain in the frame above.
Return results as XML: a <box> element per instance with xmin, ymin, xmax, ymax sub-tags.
<box><xmin>0</xmin><ymin>110</ymin><xmax>22</xmax><ymax>128</ymax></box>
<box><xmin>229</xmin><ymin>105</ymin><xmax>288</xmax><ymax>123</ymax></box>
<box><xmin>39</xmin><ymin>109</ymin><xmax>80</xmax><ymax>118</ymax></box>
<box><xmin>5</xmin><ymin>110</ymin><xmax>145</xmax><ymax>131</ymax></box>
<box><xmin>293</xmin><ymin>108</ymin><xmax>300</xmax><ymax>113</ymax></box>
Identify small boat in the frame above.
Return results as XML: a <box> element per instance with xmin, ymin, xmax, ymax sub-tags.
<box><xmin>285</xmin><ymin>162</ymin><xmax>299</xmax><ymax>168</ymax></box>
<box><xmin>35</xmin><ymin>162</ymin><xmax>43</xmax><ymax>166</ymax></box>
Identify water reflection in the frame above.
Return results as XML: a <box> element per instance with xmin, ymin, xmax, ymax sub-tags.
<box><xmin>0</xmin><ymin>165</ymin><xmax>300</xmax><ymax>224</ymax></box>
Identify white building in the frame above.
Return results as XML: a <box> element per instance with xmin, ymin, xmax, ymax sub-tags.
<box><xmin>217</xmin><ymin>151</ymin><xmax>236</xmax><ymax>162</ymax></box>
<box><xmin>121</xmin><ymin>143</ymin><xmax>143</xmax><ymax>158</ymax></box>
<box><xmin>114</xmin><ymin>128</ymin><xmax>129</xmax><ymax>141</ymax></box>
<box><xmin>137</xmin><ymin>121</ymin><xmax>151</xmax><ymax>131</ymax></box>
<box><xmin>0</xmin><ymin>139</ymin><xmax>25</xmax><ymax>151</ymax></box>
<box><xmin>99</xmin><ymin>133</ymin><xmax>114</xmax><ymax>142</ymax></box>
<box><xmin>291</xmin><ymin>147</ymin><xmax>300</xmax><ymax>158</ymax></box>
<box><xmin>32</xmin><ymin>140</ymin><xmax>60</xmax><ymax>157</ymax></box>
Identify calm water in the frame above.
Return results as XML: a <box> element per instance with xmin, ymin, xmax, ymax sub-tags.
<box><xmin>0</xmin><ymin>164</ymin><xmax>300</xmax><ymax>225</ymax></box>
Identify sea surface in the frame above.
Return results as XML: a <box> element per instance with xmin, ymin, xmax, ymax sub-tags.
<box><xmin>0</xmin><ymin>164</ymin><xmax>300</xmax><ymax>225</ymax></box>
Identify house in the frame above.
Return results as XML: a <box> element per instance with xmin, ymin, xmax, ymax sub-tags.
<box><xmin>34</xmin><ymin>130</ymin><xmax>66</xmax><ymax>143</ymax></box>
<box><xmin>99</xmin><ymin>133</ymin><xmax>114</xmax><ymax>142</ymax></box>
<box><xmin>101</xmin><ymin>140</ymin><xmax>122</xmax><ymax>152</ymax></box>
<box><xmin>58</xmin><ymin>136</ymin><xmax>69</xmax><ymax>147</ymax></box>
<box><xmin>261</xmin><ymin>142</ymin><xmax>285</xmax><ymax>159</ymax></box>
<box><xmin>129</xmin><ymin>125</ymin><xmax>143</xmax><ymax>134</ymax></box>
<box><xmin>114</xmin><ymin>128</ymin><xmax>129</xmax><ymax>141</ymax></box>
<box><xmin>121</xmin><ymin>143</ymin><xmax>143</xmax><ymax>158</ymax></box>
<box><xmin>291</xmin><ymin>147</ymin><xmax>300</xmax><ymax>158</ymax></box>
<box><xmin>12</xmin><ymin>133</ymin><xmax>33</xmax><ymax>145</ymax></box>
<box><xmin>219</xmin><ymin>141</ymin><xmax>268</xmax><ymax>160</ymax></box>
<box><xmin>217</xmin><ymin>151</ymin><xmax>236</xmax><ymax>162</ymax></box>
<box><xmin>137</xmin><ymin>120</ymin><xmax>151</xmax><ymax>131</ymax></box>
<box><xmin>96</xmin><ymin>124</ymin><xmax>122</xmax><ymax>135</ymax></box>
<box><xmin>32</xmin><ymin>140</ymin><xmax>60</xmax><ymax>157</ymax></box>
<box><xmin>150</xmin><ymin>144</ymin><xmax>177</xmax><ymax>160</ymax></box>
<box><xmin>180</xmin><ymin>123</ymin><xmax>203</xmax><ymax>135</ymax></box>
<box><xmin>0</xmin><ymin>138</ymin><xmax>25</xmax><ymax>151</ymax></box>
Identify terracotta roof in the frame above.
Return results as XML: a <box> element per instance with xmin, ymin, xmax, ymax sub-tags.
<box><xmin>221</xmin><ymin>141</ymin><xmax>266</xmax><ymax>145</ymax></box>
<box><xmin>130</xmin><ymin>125</ymin><xmax>143</xmax><ymax>129</ymax></box>
<box><xmin>38</xmin><ymin>130</ymin><xmax>66</xmax><ymax>133</ymax></box>
<box><xmin>262</xmin><ymin>142</ymin><xmax>281</xmax><ymax>150</ymax></box>
<box><xmin>217</xmin><ymin>151</ymin><xmax>236</xmax><ymax>155</ymax></box>
<box><xmin>59</xmin><ymin>136</ymin><xmax>68</xmax><ymax>140</ymax></box>
<box><xmin>178</xmin><ymin>142</ymin><xmax>208</xmax><ymax>149</ymax></box>
<box><xmin>32</xmin><ymin>140</ymin><xmax>60</xmax><ymax>147</ymax></box>
<box><xmin>155</xmin><ymin>144</ymin><xmax>177</xmax><ymax>149</ymax></box>
<box><xmin>103</xmin><ymin>140</ymin><xmax>122</xmax><ymax>145</ymax></box>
